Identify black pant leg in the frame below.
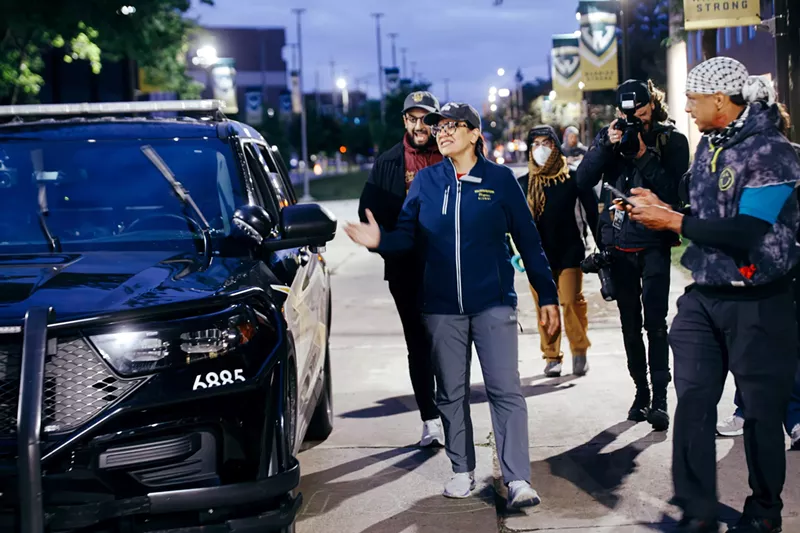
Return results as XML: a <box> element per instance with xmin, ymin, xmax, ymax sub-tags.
<box><xmin>611</xmin><ymin>250</ymin><xmax>647</xmax><ymax>381</ymax></box>
<box><xmin>388</xmin><ymin>275</ymin><xmax>439</xmax><ymax>422</ymax></box>
<box><xmin>640</xmin><ymin>247</ymin><xmax>672</xmax><ymax>385</ymax></box>
<box><xmin>668</xmin><ymin>289</ymin><xmax>727</xmax><ymax>521</ymax></box>
<box><xmin>726</xmin><ymin>292</ymin><xmax>797</xmax><ymax>521</ymax></box>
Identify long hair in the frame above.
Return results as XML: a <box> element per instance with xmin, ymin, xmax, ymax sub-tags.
<box><xmin>777</xmin><ymin>102</ymin><xmax>792</xmax><ymax>137</ymax></box>
<box><xmin>648</xmin><ymin>80</ymin><xmax>670</xmax><ymax>122</ymax></box>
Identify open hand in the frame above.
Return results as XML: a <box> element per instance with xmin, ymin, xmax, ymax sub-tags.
<box><xmin>628</xmin><ymin>188</ymin><xmax>669</xmax><ymax>208</ymax></box>
<box><xmin>344</xmin><ymin>209</ymin><xmax>381</xmax><ymax>249</ymax></box>
<box><xmin>540</xmin><ymin>305</ymin><xmax>561</xmax><ymax>337</ymax></box>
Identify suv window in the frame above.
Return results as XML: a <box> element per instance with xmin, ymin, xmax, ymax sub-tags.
<box><xmin>258</xmin><ymin>145</ymin><xmax>296</xmax><ymax>206</ymax></box>
<box><xmin>0</xmin><ymin>137</ymin><xmax>244</xmax><ymax>252</ymax></box>
<box><xmin>242</xmin><ymin>143</ymin><xmax>280</xmax><ymax>222</ymax></box>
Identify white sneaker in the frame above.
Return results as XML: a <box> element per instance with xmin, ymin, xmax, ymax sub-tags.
<box><xmin>544</xmin><ymin>361</ymin><xmax>562</xmax><ymax>377</ymax></box>
<box><xmin>420</xmin><ymin>419</ymin><xmax>444</xmax><ymax>447</ymax></box>
<box><xmin>791</xmin><ymin>424</ymin><xmax>800</xmax><ymax>451</ymax></box>
<box><xmin>507</xmin><ymin>480</ymin><xmax>542</xmax><ymax>508</ymax></box>
<box><xmin>716</xmin><ymin>413</ymin><xmax>745</xmax><ymax>437</ymax></box>
<box><xmin>443</xmin><ymin>472</ymin><xmax>475</xmax><ymax>499</ymax></box>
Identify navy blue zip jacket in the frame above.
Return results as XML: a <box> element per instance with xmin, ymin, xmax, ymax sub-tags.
<box><xmin>374</xmin><ymin>154</ymin><xmax>559</xmax><ymax>315</ymax></box>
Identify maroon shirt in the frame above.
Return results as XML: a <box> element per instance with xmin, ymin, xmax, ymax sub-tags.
<box><xmin>403</xmin><ymin>134</ymin><xmax>443</xmax><ymax>192</ymax></box>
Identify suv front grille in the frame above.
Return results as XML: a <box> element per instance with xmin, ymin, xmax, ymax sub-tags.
<box><xmin>42</xmin><ymin>337</ymin><xmax>140</xmax><ymax>434</ymax></box>
<box><xmin>0</xmin><ymin>337</ymin><xmax>141</xmax><ymax>437</ymax></box>
<box><xmin>0</xmin><ymin>342</ymin><xmax>22</xmax><ymax>437</ymax></box>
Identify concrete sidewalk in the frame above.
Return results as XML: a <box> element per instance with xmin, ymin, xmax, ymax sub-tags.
<box><xmin>296</xmin><ymin>199</ymin><xmax>800</xmax><ymax>533</ymax></box>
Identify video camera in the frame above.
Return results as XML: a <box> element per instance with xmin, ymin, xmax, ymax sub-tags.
<box><xmin>613</xmin><ymin>91</ymin><xmax>644</xmax><ymax>159</ymax></box>
<box><xmin>580</xmin><ymin>249</ymin><xmax>615</xmax><ymax>302</ymax></box>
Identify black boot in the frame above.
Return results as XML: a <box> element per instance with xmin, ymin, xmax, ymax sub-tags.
<box><xmin>648</xmin><ymin>370</ymin><xmax>671</xmax><ymax>432</ymax></box>
<box><xmin>628</xmin><ymin>377</ymin><xmax>650</xmax><ymax>422</ymax></box>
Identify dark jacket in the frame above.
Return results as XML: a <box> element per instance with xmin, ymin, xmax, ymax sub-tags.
<box><xmin>375</xmin><ymin>155</ymin><xmax>559</xmax><ymax>315</ymax></box>
<box><xmin>576</xmin><ymin>121</ymin><xmax>690</xmax><ymax>250</ymax></box>
<box><xmin>680</xmin><ymin>102</ymin><xmax>800</xmax><ymax>287</ymax></box>
<box><xmin>358</xmin><ymin>142</ymin><xmax>419</xmax><ymax>281</ymax></box>
<box><xmin>517</xmin><ymin>170</ymin><xmax>599</xmax><ymax>271</ymax></box>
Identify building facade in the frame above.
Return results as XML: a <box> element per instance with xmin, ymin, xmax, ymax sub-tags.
<box><xmin>185</xmin><ymin>26</ymin><xmax>288</xmax><ymax>123</ymax></box>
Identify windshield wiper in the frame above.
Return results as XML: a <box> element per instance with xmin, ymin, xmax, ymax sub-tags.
<box><xmin>140</xmin><ymin>145</ymin><xmax>212</xmax><ymax>259</ymax></box>
<box><xmin>31</xmin><ymin>148</ymin><xmax>61</xmax><ymax>252</ymax></box>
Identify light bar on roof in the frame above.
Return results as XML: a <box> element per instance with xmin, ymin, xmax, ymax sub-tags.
<box><xmin>0</xmin><ymin>99</ymin><xmax>226</xmax><ymax>117</ymax></box>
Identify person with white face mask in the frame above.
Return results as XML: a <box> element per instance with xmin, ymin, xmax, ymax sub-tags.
<box><xmin>515</xmin><ymin>125</ymin><xmax>599</xmax><ymax>377</ymax></box>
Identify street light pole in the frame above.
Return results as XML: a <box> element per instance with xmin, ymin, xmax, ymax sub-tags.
<box><xmin>292</xmin><ymin>7</ymin><xmax>312</xmax><ymax>201</ymax></box>
<box><xmin>372</xmin><ymin>13</ymin><xmax>385</xmax><ymax>124</ymax></box>
<box><xmin>388</xmin><ymin>33</ymin><xmax>398</xmax><ymax>67</ymax></box>
<box><xmin>444</xmin><ymin>78</ymin><xmax>450</xmax><ymax>101</ymax></box>
<box><xmin>401</xmin><ymin>47</ymin><xmax>408</xmax><ymax>79</ymax></box>
<box><xmin>619</xmin><ymin>0</ymin><xmax>630</xmax><ymax>81</ymax></box>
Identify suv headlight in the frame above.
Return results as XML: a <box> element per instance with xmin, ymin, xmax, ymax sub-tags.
<box><xmin>88</xmin><ymin>305</ymin><xmax>263</xmax><ymax>377</ymax></box>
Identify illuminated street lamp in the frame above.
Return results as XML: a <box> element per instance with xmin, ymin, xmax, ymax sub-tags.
<box><xmin>488</xmin><ymin>94</ymin><xmax>497</xmax><ymax>103</ymax></box>
<box><xmin>497</xmin><ymin>68</ymin><xmax>506</xmax><ymax>76</ymax></box>
<box><xmin>336</xmin><ymin>77</ymin><xmax>350</xmax><ymax>115</ymax></box>
<box><xmin>497</xmin><ymin>88</ymin><xmax>511</xmax><ymax>98</ymax></box>
<box><xmin>192</xmin><ymin>45</ymin><xmax>218</xmax><ymax>68</ymax></box>
<box><xmin>490</xmin><ymin>104</ymin><xmax>498</xmax><ymax>112</ymax></box>
<box><xmin>489</xmin><ymin>86</ymin><xmax>498</xmax><ymax>95</ymax></box>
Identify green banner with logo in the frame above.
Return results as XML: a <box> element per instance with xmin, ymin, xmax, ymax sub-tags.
<box><xmin>551</xmin><ymin>34</ymin><xmax>582</xmax><ymax>102</ymax></box>
<box><xmin>578</xmin><ymin>0</ymin><xmax>619</xmax><ymax>91</ymax></box>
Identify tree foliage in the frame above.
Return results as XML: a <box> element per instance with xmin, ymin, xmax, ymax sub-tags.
<box><xmin>0</xmin><ymin>0</ymin><xmax>212</xmax><ymax>104</ymax></box>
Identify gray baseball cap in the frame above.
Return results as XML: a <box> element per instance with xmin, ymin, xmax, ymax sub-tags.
<box><xmin>423</xmin><ymin>102</ymin><xmax>482</xmax><ymax>130</ymax></box>
<box><xmin>402</xmin><ymin>91</ymin><xmax>440</xmax><ymax>114</ymax></box>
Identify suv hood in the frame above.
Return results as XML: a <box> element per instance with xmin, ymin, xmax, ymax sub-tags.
<box><xmin>0</xmin><ymin>251</ymin><xmax>260</xmax><ymax>324</ymax></box>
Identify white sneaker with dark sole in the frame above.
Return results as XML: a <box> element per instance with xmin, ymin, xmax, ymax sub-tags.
<box><xmin>420</xmin><ymin>419</ymin><xmax>444</xmax><ymax>447</ymax></box>
<box><xmin>507</xmin><ymin>480</ymin><xmax>542</xmax><ymax>508</ymax></box>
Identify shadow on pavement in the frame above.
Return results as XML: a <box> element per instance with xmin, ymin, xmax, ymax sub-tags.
<box><xmin>339</xmin><ymin>374</ymin><xmax>580</xmax><ymax>419</ymax></box>
<box><xmin>297</xmin><ymin>447</ymin><xmax>439</xmax><ymax>523</ymax></box>
<box><xmin>535</xmin><ymin>421</ymin><xmax>668</xmax><ymax>512</ymax></box>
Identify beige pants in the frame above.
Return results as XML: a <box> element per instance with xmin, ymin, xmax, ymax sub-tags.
<box><xmin>530</xmin><ymin>267</ymin><xmax>591</xmax><ymax>362</ymax></box>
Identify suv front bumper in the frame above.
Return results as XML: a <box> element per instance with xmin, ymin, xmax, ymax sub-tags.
<box><xmin>4</xmin><ymin>306</ymin><xmax>300</xmax><ymax>533</ymax></box>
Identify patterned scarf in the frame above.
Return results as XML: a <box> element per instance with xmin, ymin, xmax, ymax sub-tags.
<box><xmin>707</xmin><ymin>104</ymin><xmax>750</xmax><ymax>148</ymax></box>
<box><xmin>526</xmin><ymin>148</ymin><xmax>570</xmax><ymax>220</ymax></box>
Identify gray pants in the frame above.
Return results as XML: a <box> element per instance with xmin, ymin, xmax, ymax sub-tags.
<box><xmin>424</xmin><ymin>305</ymin><xmax>531</xmax><ymax>484</ymax></box>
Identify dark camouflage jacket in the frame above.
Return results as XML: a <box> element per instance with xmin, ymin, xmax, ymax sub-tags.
<box><xmin>681</xmin><ymin>102</ymin><xmax>800</xmax><ymax>287</ymax></box>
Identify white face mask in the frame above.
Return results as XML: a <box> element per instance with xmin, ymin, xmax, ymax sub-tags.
<box><xmin>533</xmin><ymin>146</ymin><xmax>552</xmax><ymax>167</ymax></box>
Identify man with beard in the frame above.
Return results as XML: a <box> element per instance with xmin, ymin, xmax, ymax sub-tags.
<box><xmin>577</xmin><ymin>80</ymin><xmax>690</xmax><ymax>432</ymax></box>
<box><xmin>358</xmin><ymin>91</ymin><xmax>444</xmax><ymax>447</ymax></box>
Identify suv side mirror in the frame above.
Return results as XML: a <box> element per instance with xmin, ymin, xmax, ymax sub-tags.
<box><xmin>232</xmin><ymin>205</ymin><xmax>277</xmax><ymax>245</ymax></box>
<box><xmin>267</xmin><ymin>203</ymin><xmax>337</xmax><ymax>251</ymax></box>
<box><xmin>232</xmin><ymin>203</ymin><xmax>337</xmax><ymax>252</ymax></box>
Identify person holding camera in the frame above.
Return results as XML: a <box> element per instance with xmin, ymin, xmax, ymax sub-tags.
<box><xmin>625</xmin><ymin>57</ymin><xmax>800</xmax><ymax>533</ymax></box>
<box><xmin>576</xmin><ymin>80</ymin><xmax>690</xmax><ymax>432</ymax></box>
<box><xmin>513</xmin><ymin>125</ymin><xmax>598</xmax><ymax>377</ymax></box>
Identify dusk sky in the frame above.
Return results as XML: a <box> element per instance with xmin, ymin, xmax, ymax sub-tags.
<box><xmin>188</xmin><ymin>0</ymin><xmax>581</xmax><ymax>110</ymax></box>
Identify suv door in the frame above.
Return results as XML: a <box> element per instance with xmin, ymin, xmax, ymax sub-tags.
<box><xmin>242</xmin><ymin>142</ymin><xmax>326</xmax><ymax>439</ymax></box>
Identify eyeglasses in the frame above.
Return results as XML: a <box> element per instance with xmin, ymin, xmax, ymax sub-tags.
<box><xmin>404</xmin><ymin>114</ymin><xmax>427</xmax><ymax>126</ymax></box>
<box><xmin>530</xmin><ymin>139</ymin><xmax>554</xmax><ymax>148</ymax></box>
<box><xmin>431</xmin><ymin>121</ymin><xmax>468</xmax><ymax>138</ymax></box>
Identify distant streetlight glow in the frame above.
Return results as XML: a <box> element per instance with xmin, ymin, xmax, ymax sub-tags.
<box><xmin>498</xmin><ymin>88</ymin><xmax>511</xmax><ymax>98</ymax></box>
<box><xmin>336</xmin><ymin>77</ymin><xmax>347</xmax><ymax>90</ymax></box>
<box><xmin>192</xmin><ymin>45</ymin><xmax>218</xmax><ymax>67</ymax></box>
<box><xmin>497</xmin><ymin>68</ymin><xmax>506</xmax><ymax>76</ymax></box>
<box><xmin>488</xmin><ymin>94</ymin><xmax>497</xmax><ymax>103</ymax></box>
<box><xmin>576</xmin><ymin>12</ymin><xmax>581</xmax><ymax>21</ymax></box>
<box><xmin>490</xmin><ymin>104</ymin><xmax>498</xmax><ymax>112</ymax></box>
<box><xmin>489</xmin><ymin>86</ymin><xmax>498</xmax><ymax>95</ymax></box>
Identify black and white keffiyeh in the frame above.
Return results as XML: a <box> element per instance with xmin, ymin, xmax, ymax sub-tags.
<box><xmin>686</xmin><ymin>56</ymin><xmax>775</xmax><ymax>104</ymax></box>
<box><xmin>686</xmin><ymin>56</ymin><xmax>776</xmax><ymax>144</ymax></box>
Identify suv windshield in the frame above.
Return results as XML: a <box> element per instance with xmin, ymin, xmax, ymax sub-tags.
<box><xmin>0</xmin><ymin>136</ymin><xmax>245</xmax><ymax>253</ymax></box>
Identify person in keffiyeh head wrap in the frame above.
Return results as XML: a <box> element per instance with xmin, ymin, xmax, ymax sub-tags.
<box><xmin>620</xmin><ymin>56</ymin><xmax>800</xmax><ymax>533</ymax></box>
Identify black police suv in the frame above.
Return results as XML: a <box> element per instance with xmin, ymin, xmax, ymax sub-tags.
<box><xmin>0</xmin><ymin>100</ymin><xmax>337</xmax><ymax>532</ymax></box>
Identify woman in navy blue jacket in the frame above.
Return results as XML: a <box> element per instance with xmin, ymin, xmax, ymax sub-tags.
<box><xmin>345</xmin><ymin>102</ymin><xmax>559</xmax><ymax>508</ymax></box>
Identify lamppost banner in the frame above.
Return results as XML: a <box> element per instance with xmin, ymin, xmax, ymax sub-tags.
<box><xmin>683</xmin><ymin>0</ymin><xmax>761</xmax><ymax>30</ymax></box>
<box><xmin>578</xmin><ymin>0</ymin><xmax>620</xmax><ymax>91</ymax></box>
<box><xmin>551</xmin><ymin>34</ymin><xmax>582</xmax><ymax>102</ymax></box>
<box><xmin>210</xmin><ymin>58</ymin><xmax>238</xmax><ymax>114</ymax></box>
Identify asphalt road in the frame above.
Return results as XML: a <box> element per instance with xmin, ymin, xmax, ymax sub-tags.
<box><xmin>292</xmin><ymin>199</ymin><xmax>800</xmax><ymax>533</ymax></box>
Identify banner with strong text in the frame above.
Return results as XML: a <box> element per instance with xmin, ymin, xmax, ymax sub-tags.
<box><xmin>578</xmin><ymin>0</ymin><xmax>620</xmax><ymax>91</ymax></box>
<box><xmin>683</xmin><ymin>0</ymin><xmax>761</xmax><ymax>31</ymax></box>
<box><xmin>551</xmin><ymin>34</ymin><xmax>582</xmax><ymax>102</ymax></box>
